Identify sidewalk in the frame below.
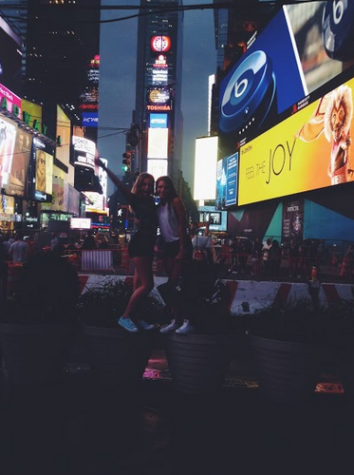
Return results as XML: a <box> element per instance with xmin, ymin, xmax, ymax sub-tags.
<box><xmin>1</xmin><ymin>344</ymin><xmax>352</xmax><ymax>475</ymax></box>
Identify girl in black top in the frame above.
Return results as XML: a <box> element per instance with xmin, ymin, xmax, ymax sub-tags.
<box><xmin>95</xmin><ymin>153</ymin><xmax>157</xmax><ymax>333</ymax></box>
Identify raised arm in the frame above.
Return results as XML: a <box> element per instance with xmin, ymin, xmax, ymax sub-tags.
<box><xmin>95</xmin><ymin>151</ymin><xmax>132</xmax><ymax>202</ymax></box>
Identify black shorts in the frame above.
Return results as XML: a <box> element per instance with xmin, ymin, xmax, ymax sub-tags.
<box><xmin>160</xmin><ymin>237</ymin><xmax>193</xmax><ymax>259</ymax></box>
<box><xmin>128</xmin><ymin>231</ymin><xmax>156</xmax><ymax>258</ymax></box>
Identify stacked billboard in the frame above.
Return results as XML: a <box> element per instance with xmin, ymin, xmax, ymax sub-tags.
<box><xmin>217</xmin><ymin>0</ymin><xmax>354</xmax><ymax>209</ymax></box>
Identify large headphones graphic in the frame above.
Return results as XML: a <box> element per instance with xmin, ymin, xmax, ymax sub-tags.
<box><xmin>322</xmin><ymin>0</ymin><xmax>354</xmax><ymax>61</ymax></box>
<box><xmin>219</xmin><ymin>50</ymin><xmax>276</xmax><ymax>136</ymax></box>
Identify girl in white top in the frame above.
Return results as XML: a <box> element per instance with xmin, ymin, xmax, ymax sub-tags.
<box><xmin>156</xmin><ymin>176</ymin><xmax>193</xmax><ymax>334</ymax></box>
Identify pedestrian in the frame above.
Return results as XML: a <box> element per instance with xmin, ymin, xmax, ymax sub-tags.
<box><xmin>95</xmin><ymin>152</ymin><xmax>158</xmax><ymax>332</ymax></box>
<box><xmin>155</xmin><ymin>175</ymin><xmax>194</xmax><ymax>334</ymax></box>
<box><xmin>9</xmin><ymin>232</ymin><xmax>29</xmax><ymax>264</ymax></box>
<box><xmin>50</xmin><ymin>232</ymin><xmax>59</xmax><ymax>251</ymax></box>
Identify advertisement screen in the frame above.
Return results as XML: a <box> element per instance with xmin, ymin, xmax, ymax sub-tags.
<box><xmin>147</xmin><ymin>128</ymin><xmax>168</xmax><ymax>159</ymax></box>
<box><xmin>219</xmin><ymin>2</ymin><xmax>354</xmax><ymax>156</ymax></box>
<box><xmin>4</xmin><ymin>128</ymin><xmax>32</xmax><ymax>196</ymax></box>
<box><xmin>35</xmin><ymin>149</ymin><xmax>53</xmax><ymax>196</ymax></box>
<box><xmin>215</xmin><ymin>152</ymin><xmax>238</xmax><ymax>209</ymax></box>
<box><xmin>27</xmin><ymin>137</ymin><xmax>54</xmax><ymax>201</ymax></box>
<box><xmin>70</xmin><ymin>217</ymin><xmax>91</xmax><ymax>230</ymax></box>
<box><xmin>72</xmin><ymin>135</ymin><xmax>95</xmax><ymax>169</ymax></box>
<box><xmin>238</xmin><ymin>76</ymin><xmax>354</xmax><ymax>206</ymax></box>
<box><xmin>193</xmin><ymin>137</ymin><xmax>218</xmax><ymax>201</ymax></box>
<box><xmin>147</xmin><ymin>159</ymin><xmax>168</xmax><ymax>181</ymax></box>
<box><xmin>0</xmin><ymin>16</ymin><xmax>22</xmax><ymax>97</ymax></box>
<box><xmin>0</xmin><ymin>115</ymin><xmax>17</xmax><ymax>189</ymax></box>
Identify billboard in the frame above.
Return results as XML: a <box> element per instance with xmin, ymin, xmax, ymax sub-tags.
<box><xmin>3</xmin><ymin>128</ymin><xmax>32</xmax><ymax>196</ymax></box>
<box><xmin>193</xmin><ymin>137</ymin><xmax>218</xmax><ymax>201</ymax></box>
<box><xmin>0</xmin><ymin>16</ymin><xmax>22</xmax><ymax>97</ymax></box>
<box><xmin>26</xmin><ymin>136</ymin><xmax>54</xmax><ymax>201</ymax></box>
<box><xmin>147</xmin><ymin>159</ymin><xmax>168</xmax><ymax>181</ymax></box>
<box><xmin>72</xmin><ymin>135</ymin><xmax>95</xmax><ymax>170</ymax></box>
<box><xmin>219</xmin><ymin>1</ymin><xmax>354</xmax><ymax>156</ymax></box>
<box><xmin>238</xmin><ymin>76</ymin><xmax>354</xmax><ymax>206</ymax></box>
<box><xmin>147</xmin><ymin>128</ymin><xmax>168</xmax><ymax>159</ymax></box>
<box><xmin>0</xmin><ymin>115</ymin><xmax>17</xmax><ymax>190</ymax></box>
<box><xmin>216</xmin><ymin>152</ymin><xmax>239</xmax><ymax>210</ymax></box>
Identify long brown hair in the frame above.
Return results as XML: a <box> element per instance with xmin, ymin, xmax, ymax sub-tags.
<box><xmin>131</xmin><ymin>172</ymin><xmax>154</xmax><ymax>195</ymax></box>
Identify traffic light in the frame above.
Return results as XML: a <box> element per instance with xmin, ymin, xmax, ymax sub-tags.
<box><xmin>122</xmin><ymin>152</ymin><xmax>131</xmax><ymax>172</ymax></box>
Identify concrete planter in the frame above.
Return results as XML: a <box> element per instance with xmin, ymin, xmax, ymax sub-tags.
<box><xmin>248</xmin><ymin>333</ymin><xmax>321</xmax><ymax>404</ymax></box>
<box><xmin>165</xmin><ymin>333</ymin><xmax>232</xmax><ymax>395</ymax></box>
<box><xmin>82</xmin><ymin>325</ymin><xmax>153</xmax><ymax>388</ymax></box>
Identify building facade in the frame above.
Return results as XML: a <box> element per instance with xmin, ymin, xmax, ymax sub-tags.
<box><xmin>133</xmin><ymin>0</ymin><xmax>184</xmax><ymax>183</ymax></box>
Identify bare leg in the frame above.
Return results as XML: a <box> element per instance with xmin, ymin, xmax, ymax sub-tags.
<box><xmin>122</xmin><ymin>256</ymin><xmax>154</xmax><ymax>319</ymax></box>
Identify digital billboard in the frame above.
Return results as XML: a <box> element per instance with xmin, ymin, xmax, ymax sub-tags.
<box><xmin>3</xmin><ymin>128</ymin><xmax>32</xmax><ymax>196</ymax></box>
<box><xmin>238</xmin><ymin>76</ymin><xmax>354</xmax><ymax>206</ymax></box>
<box><xmin>0</xmin><ymin>16</ymin><xmax>22</xmax><ymax>97</ymax></box>
<box><xmin>0</xmin><ymin>115</ymin><xmax>17</xmax><ymax>190</ymax></box>
<box><xmin>193</xmin><ymin>137</ymin><xmax>218</xmax><ymax>201</ymax></box>
<box><xmin>72</xmin><ymin>135</ymin><xmax>95</xmax><ymax>170</ymax></box>
<box><xmin>219</xmin><ymin>1</ymin><xmax>354</xmax><ymax>157</ymax></box>
<box><xmin>147</xmin><ymin>159</ymin><xmax>168</xmax><ymax>181</ymax></box>
<box><xmin>26</xmin><ymin>136</ymin><xmax>54</xmax><ymax>202</ymax></box>
<box><xmin>147</xmin><ymin>128</ymin><xmax>168</xmax><ymax>159</ymax></box>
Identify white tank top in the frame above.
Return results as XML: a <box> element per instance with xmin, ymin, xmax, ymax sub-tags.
<box><xmin>157</xmin><ymin>203</ymin><xmax>180</xmax><ymax>242</ymax></box>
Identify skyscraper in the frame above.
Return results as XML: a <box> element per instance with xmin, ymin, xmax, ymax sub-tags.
<box><xmin>133</xmin><ymin>0</ymin><xmax>183</xmax><ymax>183</ymax></box>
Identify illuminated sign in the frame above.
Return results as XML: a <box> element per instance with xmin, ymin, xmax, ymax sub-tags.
<box><xmin>193</xmin><ymin>137</ymin><xmax>218</xmax><ymax>201</ymax></box>
<box><xmin>3</xmin><ymin>128</ymin><xmax>32</xmax><ymax>197</ymax></box>
<box><xmin>150</xmin><ymin>36</ymin><xmax>171</xmax><ymax>53</ymax></box>
<box><xmin>147</xmin><ymin>159</ymin><xmax>168</xmax><ymax>181</ymax></box>
<box><xmin>147</xmin><ymin>128</ymin><xmax>168</xmax><ymax>159</ymax></box>
<box><xmin>0</xmin><ymin>83</ymin><xmax>21</xmax><ymax>118</ymax></box>
<box><xmin>82</xmin><ymin>112</ymin><xmax>98</xmax><ymax>128</ymax></box>
<box><xmin>219</xmin><ymin>2</ymin><xmax>354</xmax><ymax>152</ymax></box>
<box><xmin>147</xmin><ymin>104</ymin><xmax>171</xmax><ymax>111</ymax></box>
<box><xmin>147</xmin><ymin>87</ymin><xmax>170</xmax><ymax>105</ymax></box>
<box><xmin>152</xmin><ymin>55</ymin><xmax>168</xmax><ymax>85</ymax></box>
<box><xmin>0</xmin><ymin>16</ymin><xmax>22</xmax><ymax>97</ymax></box>
<box><xmin>149</xmin><ymin>113</ymin><xmax>168</xmax><ymax>128</ymax></box>
<box><xmin>0</xmin><ymin>116</ymin><xmax>17</xmax><ymax>189</ymax></box>
<box><xmin>238</xmin><ymin>77</ymin><xmax>354</xmax><ymax>206</ymax></box>
<box><xmin>72</xmin><ymin>135</ymin><xmax>95</xmax><ymax>169</ymax></box>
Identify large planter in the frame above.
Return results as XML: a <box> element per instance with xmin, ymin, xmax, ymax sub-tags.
<box><xmin>248</xmin><ymin>333</ymin><xmax>321</xmax><ymax>404</ymax></box>
<box><xmin>82</xmin><ymin>325</ymin><xmax>153</xmax><ymax>388</ymax></box>
<box><xmin>165</xmin><ymin>333</ymin><xmax>232</xmax><ymax>395</ymax></box>
<box><xmin>0</xmin><ymin>323</ymin><xmax>75</xmax><ymax>385</ymax></box>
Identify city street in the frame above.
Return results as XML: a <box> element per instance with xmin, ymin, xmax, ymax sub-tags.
<box><xmin>0</xmin><ymin>347</ymin><xmax>353</xmax><ymax>475</ymax></box>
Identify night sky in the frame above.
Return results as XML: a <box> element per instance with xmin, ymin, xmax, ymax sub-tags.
<box><xmin>98</xmin><ymin>0</ymin><xmax>216</xmax><ymax>196</ymax></box>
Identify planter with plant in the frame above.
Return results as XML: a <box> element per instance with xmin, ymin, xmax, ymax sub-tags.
<box><xmin>77</xmin><ymin>278</ymin><xmax>164</xmax><ymax>388</ymax></box>
<box><xmin>163</xmin><ymin>261</ymin><xmax>237</xmax><ymax>395</ymax></box>
<box><xmin>245</xmin><ymin>280</ymin><xmax>354</xmax><ymax>403</ymax></box>
<box><xmin>0</xmin><ymin>253</ymin><xmax>80</xmax><ymax>385</ymax></box>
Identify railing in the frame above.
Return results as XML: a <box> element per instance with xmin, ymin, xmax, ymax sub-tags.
<box><xmin>219</xmin><ymin>251</ymin><xmax>354</xmax><ymax>283</ymax></box>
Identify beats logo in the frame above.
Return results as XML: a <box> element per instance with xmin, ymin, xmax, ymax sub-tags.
<box><xmin>322</xmin><ymin>0</ymin><xmax>354</xmax><ymax>61</ymax></box>
<box><xmin>219</xmin><ymin>50</ymin><xmax>276</xmax><ymax>135</ymax></box>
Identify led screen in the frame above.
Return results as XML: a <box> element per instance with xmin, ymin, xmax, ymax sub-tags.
<box><xmin>27</xmin><ymin>137</ymin><xmax>54</xmax><ymax>201</ymax></box>
<box><xmin>219</xmin><ymin>1</ymin><xmax>354</xmax><ymax>157</ymax></box>
<box><xmin>70</xmin><ymin>217</ymin><xmax>91</xmax><ymax>230</ymax></box>
<box><xmin>238</xmin><ymin>76</ymin><xmax>354</xmax><ymax>206</ymax></box>
<box><xmin>72</xmin><ymin>135</ymin><xmax>95</xmax><ymax>169</ymax></box>
<box><xmin>0</xmin><ymin>16</ymin><xmax>22</xmax><ymax>97</ymax></box>
<box><xmin>215</xmin><ymin>152</ymin><xmax>239</xmax><ymax>210</ymax></box>
<box><xmin>0</xmin><ymin>115</ymin><xmax>17</xmax><ymax>189</ymax></box>
<box><xmin>193</xmin><ymin>137</ymin><xmax>218</xmax><ymax>201</ymax></box>
<box><xmin>3</xmin><ymin>128</ymin><xmax>32</xmax><ymax>196</ymax></box>
<box><xmin>147</xmin><ymin>159</ymin><xmax>168</xmax><ymax>181</ymax></box>
<box><xmin>147</xmin><ymin>128</ymin><xmax>168</xmax><ymax>159</ymax></box>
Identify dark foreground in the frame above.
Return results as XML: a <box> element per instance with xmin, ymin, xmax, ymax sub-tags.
<box><xmin>1</xmin><ymin>348</ymin><xmax>353</xmax><ymax>475</ymax></box>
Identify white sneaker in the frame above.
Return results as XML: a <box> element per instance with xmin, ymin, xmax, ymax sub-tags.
<box><xmin>175</xmin><ymin>319</ymin><xmax>194</xmax><ymax>334</ymax></box>
<box><xmin>160</xmin><ymin>319</ymin><xmax>180</xmax><ymax>334</ymax></box>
